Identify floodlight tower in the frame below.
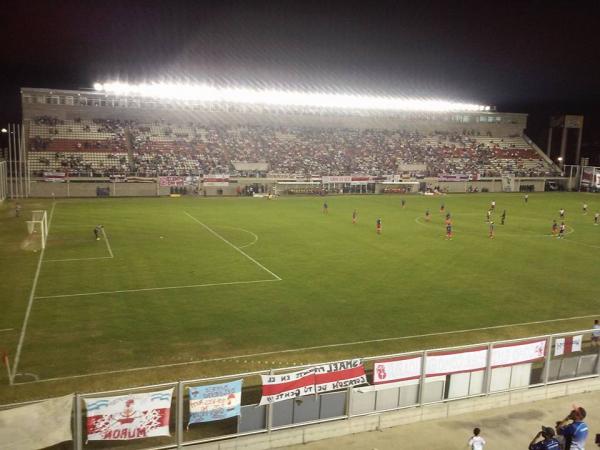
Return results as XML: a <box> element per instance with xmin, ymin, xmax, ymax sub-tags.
<box><xmin>547</xmin><ymin>115</ymin><xmax>584</xmax><ymax>167</ymax></box>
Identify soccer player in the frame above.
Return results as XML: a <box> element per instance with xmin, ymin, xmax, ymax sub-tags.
<box><xmin>582</xmin><ymin>203</ymin><xmax>588</xmax><ymax>215</ymax></box>
<box><xmin>445</xmin><ymin>222</ymin><xmax>452</xmax><ymax>240</ymax></box>
<box><xmin>440</xmin><ymin>203</ymin><xmax>445</xmax><ymax>213</ymax></box>
<box><xmin>352</xmin><ymin>209</ymin><xmax>358</xmax><ymax>224</ymax></box>
<box><xmin>501</xmin><ymin>210</ymin><xmax>506</xmax><ymax>225</ymax></box>
<box><xmin>376</xmin><ymin>218</ymin><xmax>382</xmax><ymax>235</ymax></box>
<box><xmin>425</xmin><ymin>209</ymin><xmax>430</xmax><ymax>222</ymax></box>
<box><xmin>559</xmin><ymin>208</ymin><xmax>565</xmax><ymax>219</ymax></box>
<box><xmin>551</xmin><ymin>220</ymin><xmax>558</xmax><ymax>237</ymax></box>
<box><xmin>323</xmin><ymin>202</ymin><xmax>328</xmax><ymax>215</ymax></box>
<box><xmin>592</xmin><ymin>319</ymin><xmax>600</xmax><ymax>347</ymax></box>
<box><xmin>15</xmin><ymin>202</ymin><xmax>21</xmax><ymax>218</ymax></box>
<box><xmin>558</xmin><ymin>222</ymin><xmax>566</xmax><ymax>239</ymax></box>
<box><xmin>595</xmin><ymin>211</ymin><xmax>599</xmax><ymax>225</ymax></box>
<box><xmin>489</xmin><ymin>221</ymin><xmax>495</xmax><ymax>239</ymax></box>
<box><xmin>486</xmin><ymin>209</ymin><xmax>491</xmax><ymax>223</ymax></box>
<box><xmin>401</xmin><ymin>199</ymin><xmax>406</xmax><ymax>208</ymax></box>
<box><xmin>93</xmin><ymin>225</ymin><xmax>103</xmax><ymax>241</ymax></box>
<box><xmin>490</xmin><ymin>200</ymin><xmax>496</xmax><ymax>211</ymax></box>
<box><xmin>524</xmin><ymin>194</ymin><xmax>529</xmax><ymax>203</ymax></box>
<box><xmin>445</xmin><ymin>213</ymin><xmax>452</xmax><ymax>226</ymax></box>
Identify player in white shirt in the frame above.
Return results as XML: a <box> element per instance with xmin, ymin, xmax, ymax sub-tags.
<box><xmin>592</xmin><ymin>319</ymin><xmax>600</xmax><ymax>347</ymax></box>
<box><xmin>582</xmin><ymin>203</ymin><xmax>588</xmax><ymax>214</ymax></box>
<box><xmin>469</xmin><ymin>428</ymin><xmax>486</xmax><ymax>450</ymax></box>
<box><xmin>594</xmin><ymin>212</ymin><xmax>599</xmax><ymax>225</ymax></box>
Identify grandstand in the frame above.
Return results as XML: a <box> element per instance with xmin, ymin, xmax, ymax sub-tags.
<box><xmin>21</xmin><ymin>87</ymin><xmax>559</xmax><ymax>182</ymax></box>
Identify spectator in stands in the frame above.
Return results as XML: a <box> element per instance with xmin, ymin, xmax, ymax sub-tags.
<box><xmin>468</xmin><ymin>427</ymin><xmax>486</xmax><ymax>449</ymax></box>
<box><xmin>529</xmin><ymin>426</ymin><xmax>561</xmax><ymax>450</ymax></box>
<box><xmin>557</xmin><ymin>406</ymin><xmax>588</xmax><ymax>449</ymax></box>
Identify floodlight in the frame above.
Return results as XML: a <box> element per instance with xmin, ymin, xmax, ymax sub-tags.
<box><xmin>94</xmin><ymin>81</ymin><xmax>489</xmax><ymax>112</ymax></box>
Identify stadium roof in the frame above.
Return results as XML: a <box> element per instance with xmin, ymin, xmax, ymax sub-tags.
<box><xmin>93</xmin><ymin>82</ymin><xmax>491</xmax><ymax>113</ymax></box>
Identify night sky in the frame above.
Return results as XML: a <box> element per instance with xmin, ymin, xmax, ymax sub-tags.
<box><xmin>2</xmin><ymin>0</ymin><xmax>599</xmax><ymax>160</ymax></box>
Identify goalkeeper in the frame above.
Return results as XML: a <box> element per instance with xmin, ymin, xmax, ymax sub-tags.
<box><xmin>94</xmin><ymin>225</ymin><xmax>104</xmax><ymax>241</ymax></box>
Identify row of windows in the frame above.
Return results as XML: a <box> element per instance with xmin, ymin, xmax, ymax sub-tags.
<box><xmin>453</xmin><ymin>115</ymin><xmax>503</xmax><ymax>123</ymax></box>
<box><xmin>22</xmin><ymin>94</ymin><xmax>510</xmax><ymax>123</ymax></box>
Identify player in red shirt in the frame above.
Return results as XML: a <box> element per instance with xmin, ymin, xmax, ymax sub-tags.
<box><xmin>376</xmin><ymin>218</ymin><xmax>382</xmax><ymax>235</ymax></box>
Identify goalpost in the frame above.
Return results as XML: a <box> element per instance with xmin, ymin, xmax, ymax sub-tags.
<box><xmin>26</xmin><ymin>210</ymin><xmax>48</xmax><ymax>249</ymax></box>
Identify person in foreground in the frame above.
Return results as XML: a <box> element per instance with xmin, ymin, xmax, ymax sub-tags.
<box><xmin>557</xmin><ymin>406</ymin><xmax>588</xmax><ymax>450</ymax></box>
<box><xmin>468</xmin><ymin>427</ymin><xmax>485</xmax><ymax>449</ymax></box>
<box><xmin>529</xmin><ymin>426</ymin><xmax>561</xmax><ymax>450</ymax></box>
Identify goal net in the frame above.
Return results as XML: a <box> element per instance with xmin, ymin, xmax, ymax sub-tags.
<box><xmin>26</xmin><ymin>210</ymin><xmax>48</xmax><ymax>249</ymax></box>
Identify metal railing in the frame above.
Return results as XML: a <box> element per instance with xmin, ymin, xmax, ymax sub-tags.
<box><xmin>1</xmin><ymin>328</ymin><xmax>599</xmax><ymax>449</ymax></box>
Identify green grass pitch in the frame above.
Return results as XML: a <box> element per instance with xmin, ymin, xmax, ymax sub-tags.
<box><xmin>0</xmin><ymin>192</ymin><xmax>599</xmax><ymax>403</ymax></box>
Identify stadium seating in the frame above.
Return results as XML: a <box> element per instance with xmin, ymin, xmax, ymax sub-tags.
<box><xmin>27</xmin><ymin>116</ymin><xmax>558</xmax><ymax>178</ymax></box>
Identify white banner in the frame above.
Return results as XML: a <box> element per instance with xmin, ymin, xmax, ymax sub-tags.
<box><xmin>572</xmin><ymin>335</ymin><xmax>583</xmax><ymax>352</ymax></box>
<box><xmin>491</xmin><ymin>340</ymin><xmax>546</xmax><ymax>367</ymax></box>
<box><xmin>203</xmin><ymin>174</ymin><xmax>230</xmax><ymax>187</ymax></box>
<box><xmin>555</xmin><ymin>338</ymin><xmax>565</xmax><ymax>357</ymax></box>
<box><xmin>374</xmin><ymin>340</ymin><xmax>547</xmax><ymax>384</ymax></box>
<box><xmin>426</xmin><ymin>348</ymin><xmax>488</xmax><ymax>376</ymax></box>
<box><xmin>85</xmin><ymin>388</ymin><xmax>173</xmax><ymax>441</ymax></box>
<box><xmin>322</xmin><ymin>176</ymin><xmax>352</xmax><ymax>184</ymax></box>
<box><xmin>0</xmin><ymin>394</ymin><xmax>73</xmax><ymax>450</ymax></box>
<box><xmin>374</xmin><ymin>356</ymin><xmax>422</xmax><ymax>384</ymax></box>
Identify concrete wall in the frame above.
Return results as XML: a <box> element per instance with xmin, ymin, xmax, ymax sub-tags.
<box><xmin>23</xmin><ymin>177</ymin><xmax>550</xmax><ymax>198</ymax></box>
<box><xmin>29</xmin><ymin>180</ymin><xmax>158</xmax><ymax>197</ymax></box>
<box><xmin>184</xmin><ymin>377</ymin><xmax>600</xmax><ymax>450</ymax></box>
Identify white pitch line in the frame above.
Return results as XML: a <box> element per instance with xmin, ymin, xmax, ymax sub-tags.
<box><xmin>184</xmin><ymin>211</ymin><xmax>281</xmax><ymax>280</ymax></box>
<box><xmin>45</xmin><ymin>256</ymin><xmax>113</xmax><ymax>263</ymax></box>
<box><xmin>11</xmin><ymin>202</ymin><xmax>56</xmax><ymax>382</ymax></box>
<box><xmin>0</xmin><ymin>328</ymin><xmax>14</xmax><ymax>333</ymax></box>
<box><xmin>101</xmin><ymin>227</ymin><xmax>114</xmax><ymax>258</ymax></box>
<box><xmin>14</xmin><ymin>312</ymin><xmax>600</xmax><ymax>385</ymax></box>
<box><xmin>34</xmin><ymin>279</ymin><xmax>279</xmax><ymax>300</ymax></box>
<box><xmin>217</xmin><ymin>225</ymin><xmax>259</xmax><ymax>249</ymax></box>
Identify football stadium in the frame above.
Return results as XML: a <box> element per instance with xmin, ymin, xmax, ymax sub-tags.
<box><xmin>1</xmin><ymin>3</ymin><xmax>600</xmax><ymax>450</ymax></box>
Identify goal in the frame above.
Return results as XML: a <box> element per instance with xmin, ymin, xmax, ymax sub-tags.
<box><xmin>26</xmin><ymin>210</ymin><xmax>48</xmax><ymax>249</ymax></box>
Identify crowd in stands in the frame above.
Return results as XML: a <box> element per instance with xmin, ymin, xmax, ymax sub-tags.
<box><xmin>27</xmin><ymin>116</ymin><xmax>559</xmax><ymax>178</ymax></box>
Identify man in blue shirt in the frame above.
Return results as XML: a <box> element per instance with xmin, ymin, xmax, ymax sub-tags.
<box><xmin>558</xmin><ymin>407</ymin><xmax>588</xmax><ymax>450</ymax></box>
<box><xmin>529</xmin><ymin>426</ymin><xmax>560</xmax><ymax>450</ymax></box>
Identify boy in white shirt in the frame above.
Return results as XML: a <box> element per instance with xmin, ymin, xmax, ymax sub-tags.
<box><xmin>469</xmin><ymin>427</ymin><xmax>486</xmax><ymax>449</ymax></box>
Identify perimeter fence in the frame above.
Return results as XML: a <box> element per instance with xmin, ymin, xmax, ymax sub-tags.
<box><xmin>1</xmin><ymin>328</ymin><xmax>599</xmax><ymax>450</ymax></box>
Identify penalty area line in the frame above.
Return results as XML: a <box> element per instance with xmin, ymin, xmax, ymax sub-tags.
<box><xmin>34</xmin><ymin>278</ymin><xmax>279</xmax><ymax>300</ymax></box>
<box><xmin>15</xmin><ymin>312</ymin><xmax>600</xmax><ymax>385</ymax></box>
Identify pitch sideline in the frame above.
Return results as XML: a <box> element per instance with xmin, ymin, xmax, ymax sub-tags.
<box><xmin>11</xmin><ymin>201</ymin><xmax>56</xmax><ymax>383</ymax></box>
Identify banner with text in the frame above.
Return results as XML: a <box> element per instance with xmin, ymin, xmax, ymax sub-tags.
<box><xmin>374</xmin><ymin>340</ymin><xmax>546</xmax><ymax>384</ymax></box>
<box><xmin>260</xmin><ymin>359</ymin><xmax>367</xmax><ymax>404</ymax></box>
<box><xmin>259</xmin><ymin>368</ymin><xmax>316</xmax><ymax>405</ymax></box>
<box><xmin>85</xmin><ymin>388</ymin><xmax>173</xmax><ymax>441</ymax></box>
<box><xmin>313</xmin><ymin>359</ymin><xmax>367</xmax><ymax>392</ymax></box>
<box><xmin>159</xmin><ymin>176</ymin><xmax>185</xmax><ymax>187</ymax></box>
<box><xmin>203</xmin><ymin>174</ymin><xmax>230</xmax><ymax>187</ymax></box>
<box><xmin>188</xmin><ymin>380</ymin><xmax>242</xmax><ymax>425</ymax></box>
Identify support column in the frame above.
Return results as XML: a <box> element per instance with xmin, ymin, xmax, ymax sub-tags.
<box><xmin>559</xmin><ymin>126</ymin><xmax>568</xmax><ymax>166</ymax></box>
<box><xmin>546</xmin><ymin>127</ymin><xmax>553</xmax><ymax>157</ymax></box>
<box><xmin>574</xmin><ymin>128</ymin><xmax>583</xmax><ymax>166</ymax></box>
